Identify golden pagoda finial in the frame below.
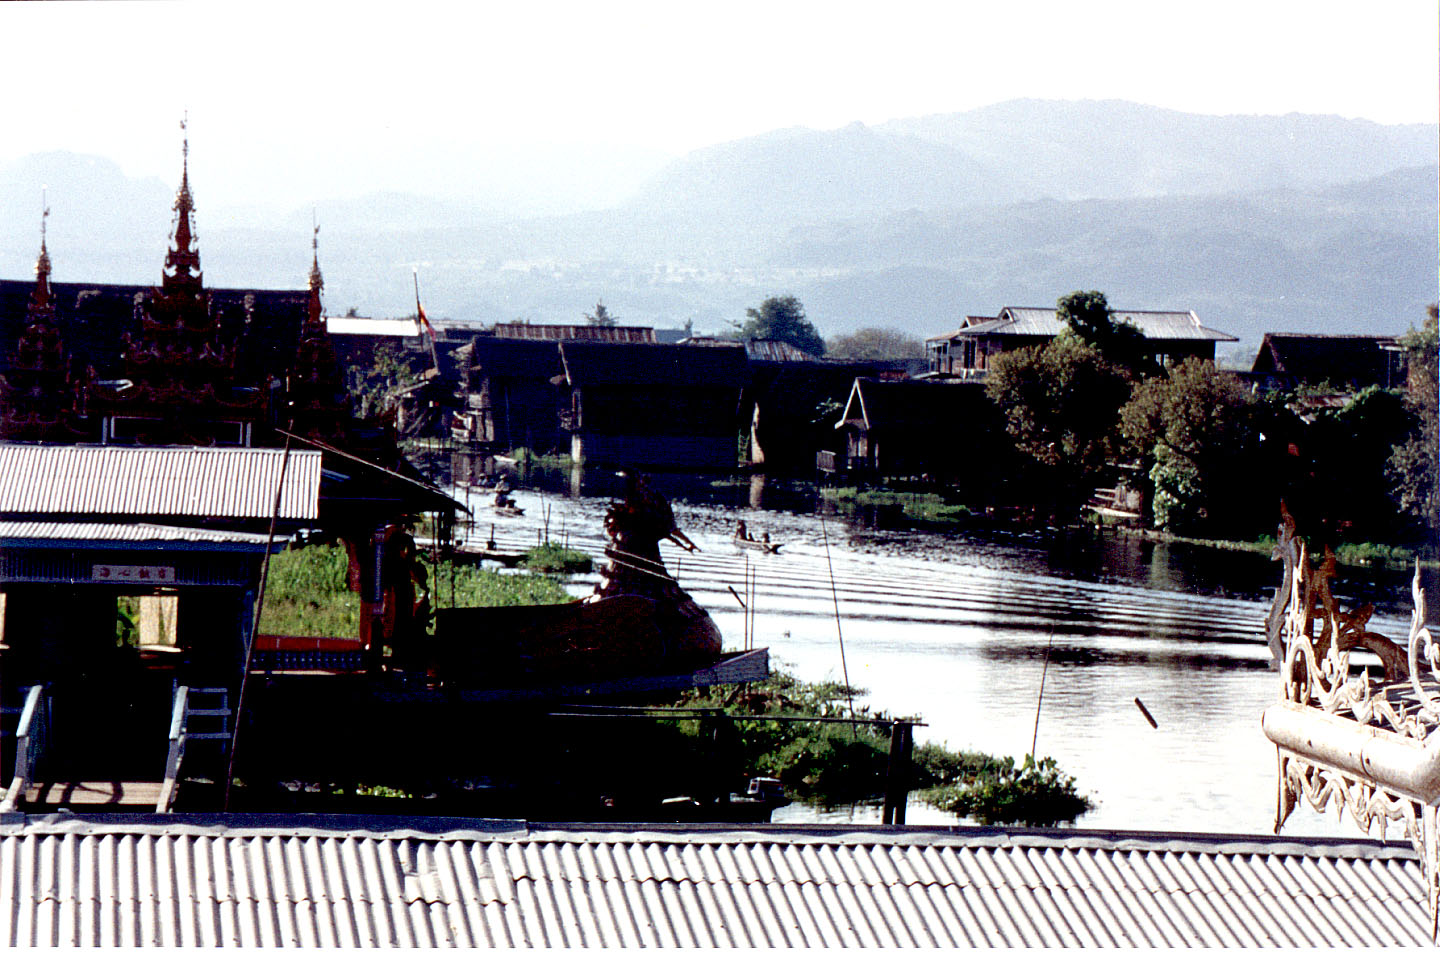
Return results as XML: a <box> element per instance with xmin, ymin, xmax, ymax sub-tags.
<box><xmin>36</xmin><ymin>189</ymin><xmax>51</xmax><ymax>278</ymax></box>
<box><xmin>306</xmin><ymin>210</ymin><xmax>325</xmax><ymax>332</ymax></box>
<box><xmin>29</xmin><ymin>190</ymin><xmax>54</xmax><ymax>318</ymax></box>
<box><xmin>163</xmin><ymin>112</ymin><xmax>203</xmax><ymax>290</ymax></box>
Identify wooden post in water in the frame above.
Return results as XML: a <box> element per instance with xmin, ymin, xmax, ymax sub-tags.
<box><xmin>882</xmin><ymin>720</ymin><xmax>915</xmax><ymax>825</ymax></box>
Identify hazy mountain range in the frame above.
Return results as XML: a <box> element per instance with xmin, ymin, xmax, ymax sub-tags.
<box><xmin>3</xmin><ymin>99</ymin><xmax>1435</xmax><ymax>358</ymax></box>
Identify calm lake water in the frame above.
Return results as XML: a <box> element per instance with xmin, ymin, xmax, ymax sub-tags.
<box><xmin>446</xmin><ymin>467</ymin><xmax>1436</xmax><ymax>840</ymax></box>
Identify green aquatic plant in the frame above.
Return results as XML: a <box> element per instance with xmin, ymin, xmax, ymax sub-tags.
<box><xmin>820</xmin><ymin>486</ymin><xmax>973</xmax><ymax>524</ymax></box>
<box><xmin>922</xmin><ymin>754</ymin><xmax>1094</xmax><ymax>827</ymax></box>
<box><xmin>523</xmin><ymin>542</ymin><xmax>594</xmax><ymax>574</ymax></box>
<box><xmin>676</xmin><ymin>669</ymin><xmax>1090</xmax><ymax>822</ymax></box>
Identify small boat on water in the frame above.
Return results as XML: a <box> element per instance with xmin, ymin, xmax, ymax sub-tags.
<box><xmin>732</xmin><ymin>534</ymin><xmax>781</xmax><ymax>554</ymax></box>
<box><xmin>493</xmin><ymin>504</ymin><xmax>525</xmax><ymax>517</ymax></box>
<box><xmin>731</xmin><ymin>520</ymin><xmax>780</xmax><ymax>553</ymax></box>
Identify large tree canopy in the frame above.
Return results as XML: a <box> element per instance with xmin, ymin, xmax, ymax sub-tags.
<box><xmin>740</xmin><ymin>296</ymin><xmax>826</xmax><ymax>357</ymax></box>
<box><xmin>1387</xmin><ymin>304</ymin><xmax>1439</xmax><ymax>537</ymax></box>
<box><xmin>1057</xmin><ymin>289</ymin><xmax>1152</xmax><ymax>374</ymax></box>
<box><xmin>1119</xmin><ymin>359</ymin><xmax>1264</xmax><ymax>535</ymax></box>
<box><xmin>826</xmin><ymin>327</ymin><xmax>924</xmax><ymax>360</ymax></box>
<box><xmin>985</xmin><ymin>336</ymin><xmax>1133</xmax><ymax>521</ymax></box>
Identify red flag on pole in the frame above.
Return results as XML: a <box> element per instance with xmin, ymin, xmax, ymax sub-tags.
<box><xmin>413</xmin><ymin>269</ymin><xmax>437</xmax><ymax>339</ymax></box>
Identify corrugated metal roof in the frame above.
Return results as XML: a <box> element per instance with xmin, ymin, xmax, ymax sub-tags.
<box><xmin>0</xmin><ymin>521</ymin><xmax>278</xmax><ymax>547</ymax></box>
<box><xmin>558</xmin><ymin>342</ymin><xmax>750</xmax><ymax>387</ymax></box>
<box><xmin>489</xmin><ymin>324</ymin><xmax>657</xmax><ymax>343</ymax></box>
<box><xmin>993</xmin><ymin>307</ymin><xmax>1236</xmax><ymax>342</ymax></box>
<box><xmin>0</xmin><ymin>446</ymin><xmax>321</xmax><ymax>521</ymax></box>
<box><xmin>744</xmin><ymin>339</ymin><xmax>816</xmax><ymax>362</ymax></box>
<box><xmin>0</xmin><ymin>816</ymin><xmax>1428</xmax><ymax>948</ymax></box>
<box><xmin>326</xmin><ymin>317</ymin><xmax>422</xmax><ymax>337</ymax></box>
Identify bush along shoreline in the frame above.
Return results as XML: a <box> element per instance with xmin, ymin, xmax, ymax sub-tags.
<box><xmin>675</xmin><ymin>669</ymin><xmax>1094</xmax><ymax>827</ymax></box>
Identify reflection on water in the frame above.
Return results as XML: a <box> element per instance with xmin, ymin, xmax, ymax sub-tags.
<box><xmin>433</xmin><ymin>461</ymin><xmax>1435</xmax><ymax>839</ymax></box>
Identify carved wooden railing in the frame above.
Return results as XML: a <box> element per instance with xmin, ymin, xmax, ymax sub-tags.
<box><xmin>1263</xmin><ymin>507</ymin><xmax>1440</xmax><ymax>934</ymax></box>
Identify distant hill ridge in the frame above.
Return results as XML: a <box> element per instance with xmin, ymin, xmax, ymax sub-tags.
<box><xmin>1</xmin><ymin>100</ymin><xmax>1434</xmax><ymax>346</ymax></box>
<box><xmin>631</xmin><ymin>98</ymin><xmax>1436</xmax><ymax>219</ymax></box>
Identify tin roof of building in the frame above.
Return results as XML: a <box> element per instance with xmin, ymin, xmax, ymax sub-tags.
<box><xmin>991</xmin><ymin>307</ymin><xmax>1237</xmax><ymax>342</ymax></box>
<box><xmin>4</xmin><ymin>815</ymin><xmax>1423</xmax><ymax>948</ymax></box>
<box><xmin>557</xmin><ymin>342</ymin><xmax>750</xmax><ymax>388</ymax></box>
<box><xmin>840</xmin><ymin>377</ymin><xmax>985</xmax><ymax>431</ymax></box>
<box><xmin>489</xmin><ymin>323</ymin><xmax>657</xmax><ymax>343</ymax></box>
<box><xmin>0</xmin><ymin>520</ymin><xmax>280</xmax><ymax>550</ymax></box>
<box><xmin>0</xmin><ymin>445</ymin><xmax>321</xmax><ymax>521</ymax></box>
<box><xmin>1252</xmin><ymin>332</ymin><xmax>1406</xmax><ymax>385</ymax></box>
<box><xmin>326</xmin><ymin>317</ymin><xmax>423</xmax><ymax>337</ymax></box>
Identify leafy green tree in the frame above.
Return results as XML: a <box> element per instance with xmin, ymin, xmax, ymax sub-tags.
<box><xmin>1386</xmin><ymin>304</ymin><xmax>1438</xmax><ymax>538</ymax></box>
<box><xmin>353</xmin><ymin>341</ymin><xmax>420</xmax><ymax>420</ymax></box>
<box><xmin>1303</xmin><ymin>386</ymin><xmax>1419</xmax><ymax>544</ymax></box>
<box><xmin>985</xmin><ymin>336</ymin><xmax>1133</xmax><ymax>521</ymax></box>
<box><xmin>1119</xmin><ymin>359</ymin><xmax>1264</xmax><ymax>535</ymax></box>
<box><xmin>1057</xmin><ymin>290</ymin><xmax>1152</xmax><ymax>375</ymax></box>
<box><xmin>584</xmin><ymin>300</ymin><xmax>617</xmax><ymax>327</ymax></box>
<box><xmin>739</xmin><ymin>295</ymin><xmax>825</xmax><ymax>357</ymax></box>
<box><xmin>827</xmin><ymin>326</ymin><xmax>924</xmax><ymax>360</ymax></box>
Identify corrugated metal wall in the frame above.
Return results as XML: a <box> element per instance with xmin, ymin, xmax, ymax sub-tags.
<box><xmin>0</xmin><ymin>820</ymin><xmax>1430</xmax><ymax>948</ymax></box>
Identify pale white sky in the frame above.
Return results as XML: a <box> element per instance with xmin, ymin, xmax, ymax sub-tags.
<box><xmin>3</xmin><ymin>0</ymin><xmax>1437</xmax><ymax>208</ymax></box>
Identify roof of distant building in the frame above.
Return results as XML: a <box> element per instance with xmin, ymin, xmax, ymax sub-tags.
<box><xmin>326</xmin><ymin>316</ymin><xmax>422</xmax><ymax>337</ymax></box>
<box><xmin>0</xmin><ymin>444</ymin><xmax>321</xmax><ymax>521</ymax></box>
<box><xmin>1252</xmin><ymin>332</ymin><xmax>1406</xmax><ymax>387</ymax></box>
<box><xmin>489</xmin><ymin>323</ymin><xmax>656</xmax><ymax>343</ymax></box>
<box><xmin>926</xmin><ymin>317</ymin><xmax>998</xmax><ymax>343</ymax></box>
<box><xmin>839</xmin><ymin>377</ymin><xmax>985</xmax><ymax>431</ymax></box>
<box><xmin>2</xmin><ymin>814</ymin><xmax>1429</xmax><ymax>948</ymax></box>
<box><xmin>557</xmin><ymin>341</ymin><xmax>750</xmax><ymax>388</ymax></box>
<box><xmin>930</xmin><ymin>308</ymin><xmax>1235</xmax><ymax>343</ymax></box>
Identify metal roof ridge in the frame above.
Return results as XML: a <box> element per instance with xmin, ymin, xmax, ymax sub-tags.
<box><xmin>6</xmin><ymin>813</ymin><xmax>1420</xmax><ymax>861</ymax></box>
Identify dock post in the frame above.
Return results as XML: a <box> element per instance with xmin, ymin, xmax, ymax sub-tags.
<box><xmin>882</xmin><ymin>720</ymin><xmax>914</xmax><ymax>825</ymax></box>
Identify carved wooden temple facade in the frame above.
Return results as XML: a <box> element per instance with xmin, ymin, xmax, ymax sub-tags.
<box><xmin>1262</xmin><ymin>507</ymin><xmax>1440</xmax><ymax>937</ymax></box>
<box><xmin>0</xmin><ymin>140</ymin><xmax>349</xmax><ymax>450</ymax></box>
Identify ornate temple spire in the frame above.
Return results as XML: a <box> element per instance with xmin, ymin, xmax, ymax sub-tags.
<box><xmin>162</xmin><ymin>114</ymin><xmax>203</xmax><ymax>291</ymax></box>
<box><xmin>28</xmin><ymin>194</ymin><xmax>55</xmax><ymax>320</ymax></box>
<box><xmin>306</xmin><ymin>215</ymin><xmax>325</xmax><ymax>332</ymax></box>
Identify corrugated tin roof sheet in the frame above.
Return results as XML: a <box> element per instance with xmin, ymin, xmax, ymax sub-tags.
<box><xmin>0</xmin><ymin>446</ymin><xmax>322</xmax><ymax>521</ymax></box>
<box><xmin>558</xmin><ymin>342</ymin><xmax>750</xmax><ymax>388</ymax></box>
<box><xmin>489</xmin><ymin>324</ymin><xmax>657</xmax><ymax>343</ymax></box>
<box><xmin>2</xmin><ymin>816</ymin><xmax>1427</xmax><ymax>948</ymax></box>
<box><xmin>326</xmin><ymin>317</ymin><xmax>422</xmax><ymax>337</ymax></box>
<box><xmin>991</xmin><ymin>307</ymin><xmax>1237</xmax><ymax>342</ymax></box>
<box><xmin>744</xmin><ymin>339</ymin><xmax>817</xmax><ymax>362</ymax></box>
<box><xmin>0</xmin><ymin>520</ymin><xmax>277</xmax><ymax>547</ymax></box>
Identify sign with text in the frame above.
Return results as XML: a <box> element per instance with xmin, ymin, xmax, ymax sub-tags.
<box><xmin>92</xmin><ymin>564</ymin><xmax>176</xmax><ymax>583</ymax></box>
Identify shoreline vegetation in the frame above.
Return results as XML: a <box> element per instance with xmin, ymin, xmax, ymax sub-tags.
<box><xmin>253</xmin><ymin>543</ymin><xmax>1093</xmax><ymax>826</ymax></box>
<box><xmin>1106</xmin><ymin>522</ymin><xmax>1438</xmax><ymax>571</ymax></box>
<box><xmin>820</xmin><ymin>480</ymin><xmax>1435</xmax><ymax>572</ymax></box>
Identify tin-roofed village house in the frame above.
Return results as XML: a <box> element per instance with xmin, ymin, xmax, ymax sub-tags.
<box><xmin>826</xmin><ymin>377</ymin><xmax>1009</xmax><ymax>490</ymax></box>
<box><xmin>1250</xmin><ymin>331</ymin><xmax>1408</xmax><ymax>392</ymax></box>
<box><xmin>926</xmin><ymin>306</ymin><xmax>1237</xmax><ymax>379</ymax></box>
<box><xmin>450</xmin><ymin>324</ymin><xmax>660</xmax><ymax>456</ymax></box>
<box><xmin>555</xmin><ymin>340</ymin><xmax>750</xmax><ymax>469</ymax></box>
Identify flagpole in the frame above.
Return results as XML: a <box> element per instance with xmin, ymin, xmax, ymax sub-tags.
<box><xmin>413</xmin><ymin>267</ymin><xmax>440</xmax><ymax>370</ymax></box>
